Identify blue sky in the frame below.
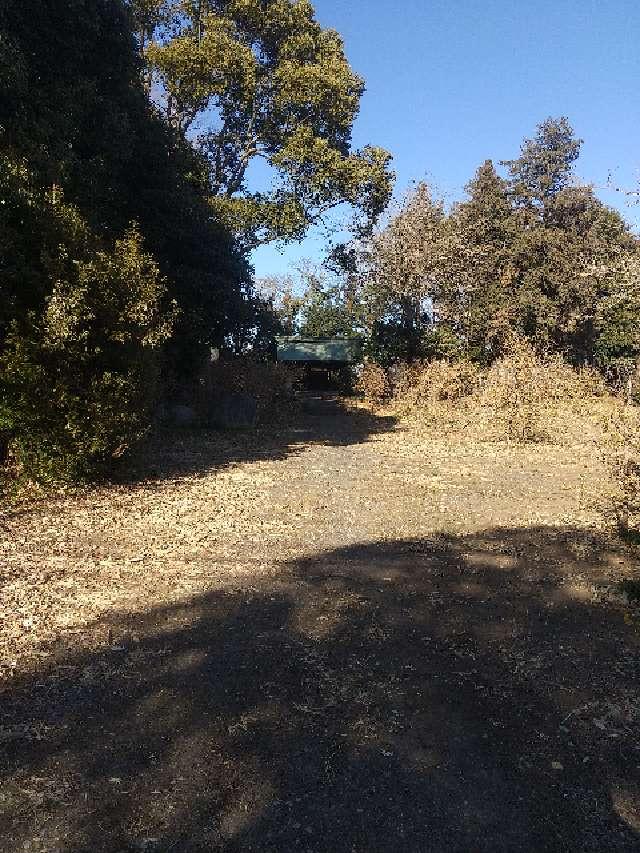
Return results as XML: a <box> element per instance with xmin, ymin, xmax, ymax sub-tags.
<box><xmin>251</xmin><ymin>0</ymin><xmax>640</xmax><ymax>278</ymax></box>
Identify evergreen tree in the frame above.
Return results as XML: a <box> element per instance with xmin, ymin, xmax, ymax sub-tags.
<box><xmin>132</xmin><ymin>0</ymin><xmax>394</xmax><ymax>248</ymax></box>
<box><xmin>361</xmin><ymin>184</ymin><xmax>451</xmax><ymax>362</ymax></box>
<box><xmin>353</xmin><ymin>118</ymin><xmax>639</xmax><ymax>372</ymax></box>
<box><xmin>503</xmin><ymin>116</ymin><xmax>582</xmax><ymax>205</ymax></box>
<box><xmin>503</xmin><ymin>119</ymin><xmax>636</xmax><ymax>362</ymax></box>
<box><xmin>449</xmin><ymin>160</ymin><xmax>515</xmax><ymax>361</ymax></box>
<box><xmin>0</xmin><ymin>0</ymin><xmax>248</xmax><ymax>478</ymax></box>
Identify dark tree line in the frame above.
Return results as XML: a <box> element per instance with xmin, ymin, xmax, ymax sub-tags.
<box><xmin>0</xmin><ymin>0</ymin><xmax>246</xmax><ymax>478</ymax></box>
<box><xmin>288</xmin><ymin>119</ymin><xmax>640</xmax><ymax>380</ymax></box>
<box><xmin>0</xmin><ymin>0</ymin><xmax>391</xmax><ymax>480</ymax></box>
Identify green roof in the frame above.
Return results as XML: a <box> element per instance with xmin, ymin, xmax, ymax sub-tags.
<box><xmin>276</xmin><ymin>336</ymin><xmax>362</xmax><ymax>363</ymax></box>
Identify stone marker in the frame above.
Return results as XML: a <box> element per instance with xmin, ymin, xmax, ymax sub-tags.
<box><xmin>209</xmin><ymin>392</ymin><xmax>258</xmax><ymax>430</ymax></box>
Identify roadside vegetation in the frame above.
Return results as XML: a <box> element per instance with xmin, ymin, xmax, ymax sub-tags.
<box><xmin>0</xmin><ymin>0</ymin><xmax>391</xmax><ymax>487</ymax></box>
<box><xmin>358</xmin><ymin>336</ymin><xmax>608</xmax><ymax>444</ymax></box>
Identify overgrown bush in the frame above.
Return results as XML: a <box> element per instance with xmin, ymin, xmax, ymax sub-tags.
<box><xmin>200</xmin><ymin>359</ymin><xmax>302</xmax><ymax>424</ymax></box>
<box><xmin>1</xmin><ymin>222</ymin><xmax>174</xmax><ymax>482</ymax></box>
<box><xmin>484</xmin><ymin>337</ymin><xmax>565</xmax><ymax>441</ymax></box>
<box><xmin>401</xmin><ymin>359</ymin><xmax>481</xmax><ymax>405</ymax></box>
<box><xmin>356</xmin><ymin>362</ymin><xmax>392</xmax><ymax>405</ymax></box>
<box><xmin>482</xmin><ymin>336</ymin><xmax>606</xmax><ymax>441</ymax></box>
<box><xmin>369</xmin><ymin>335</ymin><xmax>608</xmax><ymax>444</ymax></box>
<box><xmin>604</xmin><ymin>403</ymin><xmax>640</xmax><ymax>534</ymax></box>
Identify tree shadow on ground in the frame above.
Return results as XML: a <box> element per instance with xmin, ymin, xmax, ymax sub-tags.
<box><xmin>2</xmin><ymin>526</ymin><xmax>639</xmax><ymax>851</ymax></box>
<box><xmin>116</xmin><ymin>395</ymin><xmax>398</xmax><ymax>485</ymax></box>
<box><xmin>1</xmin><ymin>396</ymin><xmax>397</xmax><ymax>522</ymax></box>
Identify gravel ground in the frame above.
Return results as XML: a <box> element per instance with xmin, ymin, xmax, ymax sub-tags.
<box><xmin>1</xmin><ymin>396</ymin><xmax>639</xmax><ymax>851</ymax></box>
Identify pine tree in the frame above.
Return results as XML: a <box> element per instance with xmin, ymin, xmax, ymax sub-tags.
<box><xmin>503</xmin><ymin>116</ymin><xmax>582</xmax><ymax>205</ymax></box>
<box><xmin>449</xmin><ymin>160</ymin><xmax>516</xmax><ymax>360</ymax></box>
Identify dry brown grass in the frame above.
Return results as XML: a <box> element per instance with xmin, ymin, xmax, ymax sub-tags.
<box><xmin>602</xmin><ymin>402</ymin><xmax>640</xmax><ymax>533</ymax></box>
<box><xmin>385</xmin><ymin>338</ymin><xmax>611</xmax><ymax>445</ymax></box>
<box><xmin>356</xmin><ymin>362</ymin><xmax>392</xmax><ymax>405</ymax></box>
<box><xmin>196</xmin><ymin>358</ymin><xmax>302</xmax><ymax>423</ymax></box>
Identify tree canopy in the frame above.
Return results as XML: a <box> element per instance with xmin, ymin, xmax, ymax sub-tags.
<box><xmin>0</xmin><ymin>0</ymin><xmax>249</xmax><ymax>478</ymax></box>
<box><xmin>131</xmin><ymin>0</ymin><xmax>394</xmax><ymax>247</ymax></box>
<box><xmin>256</xmin><ymin>261</ymin><xmax>357</xmax><ymax>340</ymax></box>
<box><xmin>344</xmin><ymin>118</ymin><xmax>640</xmax><ymax>374</ymax></box>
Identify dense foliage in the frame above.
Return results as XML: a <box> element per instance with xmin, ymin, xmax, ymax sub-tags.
<box><xmin>256</xmin><ymin>261</ymin><xmax>359</xmax><ymax>341</ymax></box>
<box><xmin>347</xmin><ymin>118</ymin><xmax>640</xmax><ymax>378</ymax></box>
<box><xmin>130</xmin><ymin>0</ymin><xmax>394</xmax><ymax>249</ymax></box>
<box><xmin>0</xmin><ymin>0</ymin><xmax>249</xmax><ymax>479</ymax></box>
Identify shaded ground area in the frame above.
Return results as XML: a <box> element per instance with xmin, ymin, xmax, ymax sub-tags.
<box><xmin>120</xmin><ymin>395</ymin><xmax>397</xmax><ymax>485</ymax></box>
<box><xmin>2</xmin><ymin>398</ymin><xmax>639</xmax><ymax>851</ymax></box>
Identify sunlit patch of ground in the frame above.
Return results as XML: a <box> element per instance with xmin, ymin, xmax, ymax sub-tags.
<box><xmin>1</xmin><ymin>399</ymin><xmax>639</xmax><ymax>850</ymax></box>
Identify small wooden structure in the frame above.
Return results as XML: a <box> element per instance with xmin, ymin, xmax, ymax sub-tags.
<box><xmin>276</xmin><ymin>336</ymin><xmax>362</xmax><ymax>388</ymax></box>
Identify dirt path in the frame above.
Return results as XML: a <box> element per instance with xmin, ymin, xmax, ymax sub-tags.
<box><xmin>2</xmin><ymin>398</ymin><xmax>639</xmax><ymax>851</ymax></box>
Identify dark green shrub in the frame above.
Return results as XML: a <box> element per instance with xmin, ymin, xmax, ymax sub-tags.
<box><xmin>1</xmin><ymin>219</ymin><xmax>174</xmax><ymax>481</ymax></box>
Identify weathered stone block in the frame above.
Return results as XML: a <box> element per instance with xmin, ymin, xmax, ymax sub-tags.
<box><xmin>209</xmin><ymin>392</ymin><xmax>258</xmax><ymax>430</ymax></box>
